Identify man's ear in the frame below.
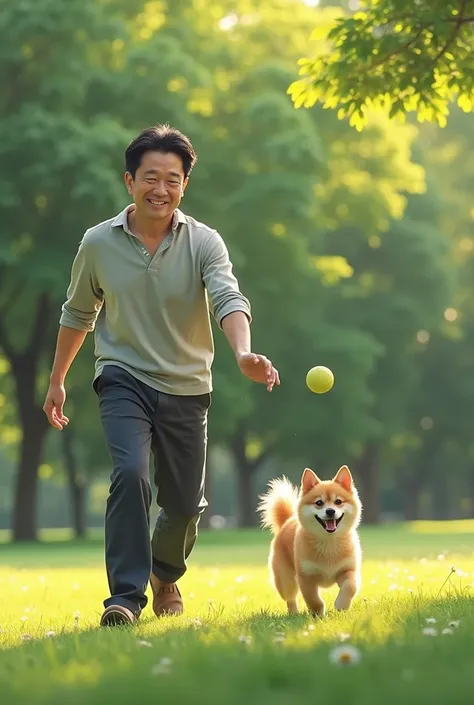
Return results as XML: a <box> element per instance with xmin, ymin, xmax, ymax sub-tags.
<box><xmin>124</xmin><ymin>171</ymin><xmax>134</xmax><ymax>196</ymax></box>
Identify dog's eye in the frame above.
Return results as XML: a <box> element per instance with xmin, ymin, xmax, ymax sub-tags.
<box><xmin>315</xmin><ymin>499</ymin><xmax>324</xmax><ymax>507</ymax></box>
<box><xmin>335</xmin><ymin>499</ymin><xmax>343</xmax><ymax>506</ymax></box>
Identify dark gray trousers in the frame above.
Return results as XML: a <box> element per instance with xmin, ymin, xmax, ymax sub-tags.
<box><xmin>94</xmin><ymin>365</ymin><xmax>210</xmax><ymax>615</ymax></box>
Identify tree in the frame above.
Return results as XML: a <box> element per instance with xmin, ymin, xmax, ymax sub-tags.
<box><xmin>289</xmin><ymin>1</ymin><xmax>474</xmax><ymax>130</ymax></box>
<box><xmin>0</xmin><ymin>0</ymin><xmax>138</xmax><ymax>540</ymax></box>
<box><xmin>397</xmin><ymin>108</ymin><xmax>474</xmax><ymax>519</ymax></box>
<box><xmin>173</xmin><ymin>0</ymin><xmax>449</xmax><ymax>524</ymax></box>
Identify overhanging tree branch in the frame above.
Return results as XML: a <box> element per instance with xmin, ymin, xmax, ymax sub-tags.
<box><xmin>433</xmin><ymin>0</ymin><xmax>469</xmax><ymax>63</ymax></box>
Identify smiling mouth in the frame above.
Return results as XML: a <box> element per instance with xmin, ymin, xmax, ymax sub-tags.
<box><xmin>148</xmin><ymin>199</ymin><xmax>168</xmax><ymax>207</ymax></box>
<box><xmin>316</xmin><ymin>515</ymin><xmax>344</xmax><ymax>533</ymax></box>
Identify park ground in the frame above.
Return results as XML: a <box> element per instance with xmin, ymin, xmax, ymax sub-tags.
<box><xmin>1</xmin><ymin>522</ymin><xmax>474</xmax><ymax>704</ymax></box>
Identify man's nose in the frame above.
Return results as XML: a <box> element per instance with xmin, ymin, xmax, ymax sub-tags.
<box><xmin>152</xmin><ymin>181</ymin><xmax>168</xmax><ymax>197</ymax></box>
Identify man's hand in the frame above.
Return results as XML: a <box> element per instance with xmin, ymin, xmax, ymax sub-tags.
<box><xmin>237</xmin><ymin>353</ymin><xmax>280</xmax><ymax>392</ymax></box>
<box><xmin>43</xmin><ymin>383</ymin><xmax>70</xmax><ymax>431</ymax></box>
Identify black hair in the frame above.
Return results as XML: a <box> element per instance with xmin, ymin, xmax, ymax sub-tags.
<box><xmin>125</xmin><ymin>123</ymin><xmax>197</xmax><ymax>179</ymax></box>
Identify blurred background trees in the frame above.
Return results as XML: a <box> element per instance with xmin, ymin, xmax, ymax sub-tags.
<box><xmin>0</xmin><ymin>0</ymin><xmax>473</xmax><ymax>539</ymax></box>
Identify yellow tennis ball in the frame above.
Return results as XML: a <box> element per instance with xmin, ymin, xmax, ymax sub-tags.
<box><xmin>306</xmin><ymin>366</ymin><xmax>334</xmax><ymax>394</ymax></box>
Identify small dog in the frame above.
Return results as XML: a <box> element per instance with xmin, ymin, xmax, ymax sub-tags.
<box><xmin>258</xmin><ymin>465</ymin><xmax>362</xmax><ymax>616</ymax></box>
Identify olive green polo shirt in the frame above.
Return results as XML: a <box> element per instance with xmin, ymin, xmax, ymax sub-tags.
<box><xmin>60</xmin><ymin>205</ymin><xmax>252</xmax><ymax>395</ymax></box>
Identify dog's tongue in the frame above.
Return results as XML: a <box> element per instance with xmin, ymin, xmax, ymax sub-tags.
<box><xmin>325</xmin><ymin>519</ymin><xmax>337</xmax><ymax>532</ymax></box>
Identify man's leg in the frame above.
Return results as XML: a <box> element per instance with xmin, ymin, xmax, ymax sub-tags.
<box><xmin>97</xmin><ymin>366</ymin><xmax>157</xmax><ymax>617</ymax></box>
<box><xmin>150</xmin><ymin>391</ymin><xmax>210</xmax><ymax>611</ymax></box>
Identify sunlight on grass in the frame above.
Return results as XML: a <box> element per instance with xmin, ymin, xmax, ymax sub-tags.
<box><xmin>1</xmin><ymin>524</ymin><xmax>474</xmax><ymax>704</ymax></box>
<box><xmin>409</xmin><ymin>520</ymin><xmax>474</xmax><ymax>534</ymax></box>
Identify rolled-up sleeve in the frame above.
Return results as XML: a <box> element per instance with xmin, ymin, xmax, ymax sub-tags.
<box><xmin>201</xmin><ymin>231</ymin><xmax>252</xmax><ymax>328</ymax></box>
<box><xmin>59</xmin><ymin>239</ymin><xmax>103</xmax><ymax>331</ymax></box>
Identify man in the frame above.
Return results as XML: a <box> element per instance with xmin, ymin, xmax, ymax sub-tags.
<box><xmin>43</xmin><ymin>124</ymin><xmax>279</xmax><ymax>627</ymax></box>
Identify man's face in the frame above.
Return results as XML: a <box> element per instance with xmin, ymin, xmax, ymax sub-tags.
<box><xmin>125</xmin><ymin>150</ymin><xmax>188</xmax><ymax>221</ymax></box>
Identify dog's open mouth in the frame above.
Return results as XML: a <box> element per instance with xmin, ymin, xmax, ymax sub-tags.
<box><xmin>316</xmin><ymin>515</ymin><xmax>344</xmax><ymax>533</ymax></box>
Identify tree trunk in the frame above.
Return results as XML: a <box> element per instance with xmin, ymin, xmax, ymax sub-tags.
<box><xmin>401</xmin><ymin>436</ymin><xmax>440</xmax><ymax>521</ymax></box>
<box><xmin>12</xmin><ymin>408</ymin><xmax>48</xmax><ymax>541</ymax></box>
<box><xmin>402</xmin><ymin>479</ymin><xmax>422</xmax><ymax>521</ymax></box>
<box><xmin>467</xmin><ymin>469</ymin><xmax>474</xmax><ymax>518</ymax></box>
<box><xmin>431</xmin><ymin>471</ymin><xmax>450</xmax><ymax>520</ymax></box>
<box><xmin>10</xmin><ymin>357</ymin><xmax>49</xmax><ymax>542</ymax></box>
<box><xmin>236</xmin><ymin>463</ymin><xmax>256</xmax><ymax>528</ymax></box>
<box><xmin>62</xmin><ymin>427</ymin><xmax>87</xmax><ymax>538</ymax></box>
<box><xmin>231</xmin><ymin>428</ymin><xmax>266</xmax><ymax>528</ymax></box>
<box><xmin>354</xmin><ymin>442</ymin><xmax>380</xmax><ymax>524</ymax></box>
<box><xmin>0</xmin><ymin>293</ymin><xmax>53</xmax><ymax>542</ymax></box>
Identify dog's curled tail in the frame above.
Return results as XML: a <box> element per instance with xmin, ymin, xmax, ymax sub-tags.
<box><xmin>257</xmin><ymin>476</ymin><xmax>298</xmax><ymax>534</ymax></box>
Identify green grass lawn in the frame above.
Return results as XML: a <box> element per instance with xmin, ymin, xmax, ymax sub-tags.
<box><xmin>1</xmin><ymin>522</ymin><xmax>474</xmax><ymax>704</ymax></box>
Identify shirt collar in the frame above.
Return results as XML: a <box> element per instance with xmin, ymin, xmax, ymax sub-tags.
<box><xmin>111</xmin><ymin>205</ymin><xmax>187</xmax><ymax>233</ymax></box>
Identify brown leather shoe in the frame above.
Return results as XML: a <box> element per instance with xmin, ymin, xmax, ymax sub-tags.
<box><xmin>100</xmin><ymin>604</ymin><xmax>137</xmax><ymax>627</ymax></box>
<box><xmin>150</xmin><ymin>574</ymin><xmax>183</xmax><ymax>617</ymax></box>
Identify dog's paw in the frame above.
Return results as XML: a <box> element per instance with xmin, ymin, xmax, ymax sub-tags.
<box><xmin>334</xmin><ymin>596</ymin><xmax>351</xmax><ymax>611</ymax></box>
<box><xmin>308</xmin><ymin>602</ymin><xmax>325</xmax><ymax>618</ymax></box>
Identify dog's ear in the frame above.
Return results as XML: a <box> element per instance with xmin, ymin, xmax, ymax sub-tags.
<box><xmin>301</xmin><ymin>468</ymin><xmax>321</xmax><ymax>494</ymax></box>
<box><xmin>333</xmin><ymin>465</ymin><xmax>353</xmax><ymax>492</ymax></box>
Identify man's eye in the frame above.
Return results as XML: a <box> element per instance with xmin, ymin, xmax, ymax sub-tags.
<box><xmin>335</xmin><ymin>499</ymin><xmax>343</xmax><ymax>506</ymax></box>
<box><xmin>315</xmin><ymin>500</ymin><xmax>324</xmax><ymax>507</ymax></box>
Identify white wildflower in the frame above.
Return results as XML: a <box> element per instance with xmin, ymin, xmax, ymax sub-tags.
<box><xmin>425</xmin><ymin>617</ymin><xmax>437</xmax><ymax>624</ymax></box>
<box><xmin>21</xmin><ymin>634</ymin><xmax>32</xmax><ymax>642</ymax></box>
<box><xmin>45</xmin><ymin>630</ymin><xmax>56</xmax><ymax>638</ymax></box>
<box><xmin>442</xmin><ymin>628</ymin><xmax>454</xmax><ymax>636</ymax></box>
<box><xmin>151</xmin><ymin>657</ymin><xmax>172</xmax><ymax>676</ymax></box>
<box><xmin>339</xmin><ymin>632</ymin><xmax>351</xmax><ymax>642</ymax></box>
<box><xmin>137</xmin><ymin>640</ymin><xmax>153</xmax><ymax>647</ymax></box>
<box><xmin>329</xmin><ymin>645</ymin><xmax>361</xmax><ymax>666</ymax></box>
<box><xmin>422</xmin><ymin>627</ymin><xmax>437</xmax><ymax>637</ymax></box>
<box><xmin>448</xmin><ymin>620</ymin><xmax>460</xmax><ymax>628</ymax></box>
<box><xmin>238</xmin><ymin>635</ymin><xmax>252</xmax><ymax>645</ymax></box>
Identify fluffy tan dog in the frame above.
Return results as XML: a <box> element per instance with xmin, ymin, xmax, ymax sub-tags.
<box><xmin>258</xmin><ymin>466</ymin><xmax>362</xmax><ymax>616</ymax></box>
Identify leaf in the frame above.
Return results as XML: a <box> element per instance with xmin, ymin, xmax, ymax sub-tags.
<box><xmin>457</xmin><ymin>94</ymin><xmax>473</xmax><ymax>113</ymax></box>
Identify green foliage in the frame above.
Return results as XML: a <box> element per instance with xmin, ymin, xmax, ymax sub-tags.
<box><xmin>0</xmin><ymin>0</ymin><xmax>471</xmax><ymax>530</ymax></box>
<box><xmin>289</xmin><ymin>0</ymin><xmax>474</xmax><ymax>130</ymax></box>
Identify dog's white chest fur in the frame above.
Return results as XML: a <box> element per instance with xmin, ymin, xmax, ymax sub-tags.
<box><xmin>299</xmin><ymin>556</ymin><xmax>355</xmax><ymax>585</ymax></box>
<box><xmin>300</xmin><ymin>560</ymin><xmax>326</xmax><ymax>576</ymax></box>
